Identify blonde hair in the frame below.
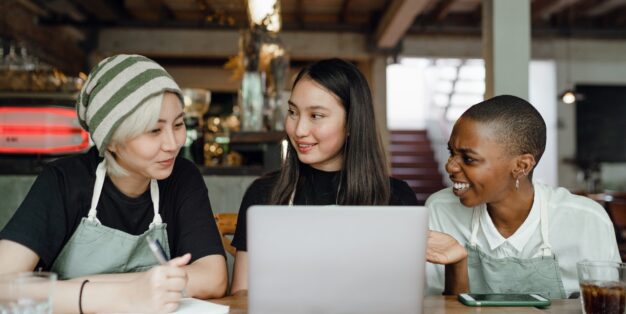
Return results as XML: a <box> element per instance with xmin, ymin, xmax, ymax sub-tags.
<box><xmin>104</xmin><ymin>93</ymin><xmax>164</xmax><ymax>176</ymax></box>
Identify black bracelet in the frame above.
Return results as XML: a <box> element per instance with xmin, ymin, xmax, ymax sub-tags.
<box><xmin>79</xmin><ymin>279</ymin><xmax>90</xmax><ymax>314</ymax></box>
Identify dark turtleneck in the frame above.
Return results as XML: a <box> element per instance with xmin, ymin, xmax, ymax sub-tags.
<box><xmin>231</xmin><ymin>164</ymin><xmax>419</xmax><ymax>251</ymax></box>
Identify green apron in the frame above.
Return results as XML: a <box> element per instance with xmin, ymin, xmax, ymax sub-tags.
<box><xmin>50</xmin><ymin>160</ymin><xmax>170</xmax><ymax>280</ymax></box>
<box><xmin>466</xmin><ymin>189</ymin><xmax>567</xmax><ymax>299</ymax></box>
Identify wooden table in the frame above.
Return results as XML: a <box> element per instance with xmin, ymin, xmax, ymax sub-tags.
<box><xmin>211</xmin><ymin>295</ymin><xmax>583</xmax><ymax>313</ymax></box>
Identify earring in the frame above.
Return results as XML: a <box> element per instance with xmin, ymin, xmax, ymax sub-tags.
<box><xmin>515</xmin><ymin>178</ymin><xmax>520</xmax><ymax>190</ymax></box>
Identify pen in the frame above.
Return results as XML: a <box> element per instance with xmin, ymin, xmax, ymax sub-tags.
<box><xmin>146</xmin><ymin>236</ymin><xmax>188</xmax><ymax>297</ymax></box>
<box><xmin>146</xmin><ymin>235</ymin><xmax>169</xmax><ymax>265</ymax></box>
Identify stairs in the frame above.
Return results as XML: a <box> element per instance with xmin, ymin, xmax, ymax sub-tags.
<box><xmin>389</xmin><ymin>130</ymin><xmax>446</xmax><ymax>205</ymax></box>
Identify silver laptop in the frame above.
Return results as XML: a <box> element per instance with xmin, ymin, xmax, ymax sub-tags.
<box><xmin>247</xmin><ymin>205</ymin><xmax>429</xmax><ymax>314</ymax></box>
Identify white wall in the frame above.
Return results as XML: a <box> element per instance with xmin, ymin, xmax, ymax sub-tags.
<box><xmin>529</xmin><ymin>61</ymin><xmax>557</xmax><ymax>187</ymax></box>
<box><xmin>386</xmin><ymin>61</ymin><xmax>429</xmax><ymax>129</ymax></box>
<box><xmin>551</xmin><ymin>39</ymin><xmax>626</xmax><ymax>190</ymax></box>
<box><xmin>401</xmin><ymin>35</ymin><xmax>626</xmax><ymax>190</ymax></box>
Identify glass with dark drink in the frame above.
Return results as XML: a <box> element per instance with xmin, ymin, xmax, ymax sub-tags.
<box><xmin>578</xmin><ymin>261</ymin><xmax>626</xmax><ymax>314</ymax></box>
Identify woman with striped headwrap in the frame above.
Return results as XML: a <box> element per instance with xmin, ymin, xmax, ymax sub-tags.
<box><xmin>0</xmin><ymin>55</ymin><xmax>227</xmax><ymax>313</ymax></box>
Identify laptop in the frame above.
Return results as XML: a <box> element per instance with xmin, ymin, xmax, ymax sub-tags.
<box><xmin>247</xmin><ymin>205</ymin><xmax>429</xmax><ymax>314</ymax></box>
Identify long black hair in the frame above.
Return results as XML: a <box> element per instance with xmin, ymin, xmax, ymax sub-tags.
<box><xmin>269</xmin><ymin>58</ymin><xmax>390</xmax><ymax>205</ymax></box>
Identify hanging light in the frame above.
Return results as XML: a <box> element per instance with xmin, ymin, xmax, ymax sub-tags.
<box><xmin>558</xmin><ymin>7</ymin><xmax>577</xmax><ymax>104</ymax></box>
<box><xmin>247</xmin><ymin>0</ymin><xmax>281</xmax><ymax>32</ymax></box>
<box><xmin>559</xmin><ymin>89</ymin><xmax>576</xmax><ymax>104</ymax></box>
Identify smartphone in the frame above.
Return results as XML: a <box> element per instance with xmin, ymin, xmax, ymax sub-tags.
<box><xmin>458</xmin><ymin>293</ymin><xmax>551</xmax><ymax>307</ymax></box>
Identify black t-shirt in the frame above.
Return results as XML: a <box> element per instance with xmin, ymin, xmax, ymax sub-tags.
<box><xmin>0</xmin><ymin>147</ymin><xmax>225</xmax><ymax>270</ymax></box>
<box><xmin>231</xmin><ymin>165</ymin><xmax>419</xmax><ymax>251</ymax></box>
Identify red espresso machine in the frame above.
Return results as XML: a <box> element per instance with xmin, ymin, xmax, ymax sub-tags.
<box><xmin>0</xmin><ymin>93</ymin><xmax>90</xmax><ymax>173</ymax></box>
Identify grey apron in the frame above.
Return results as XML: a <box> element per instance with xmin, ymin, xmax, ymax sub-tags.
<box><xmin>50</xmin><ymin>160</ymin><xmax>170</xmax><ymax>280</ymax></box>
<box><xmin>466</xmin><ymin>189</ymin><xmax>567</xmax><ymax>299</ymax></box>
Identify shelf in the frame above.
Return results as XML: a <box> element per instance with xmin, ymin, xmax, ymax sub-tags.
<box><xmin>230</xmin><ymin>131</ymin><xmax>285</xmax><ymax>144</ymax></box>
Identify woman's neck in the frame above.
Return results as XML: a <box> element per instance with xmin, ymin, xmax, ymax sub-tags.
<box><xmin>486</xmin><ymin>183</ymin><xmax>535</xmax><ymax>238</ymax></box>
<box><xmin>108</xmin><ymin>173</ymin><xmax>151</xmax><ymax>198</ymax></box>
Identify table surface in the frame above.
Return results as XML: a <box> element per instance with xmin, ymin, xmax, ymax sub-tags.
<box><xmin>210</xmin><ymin>295</ymin><xmax>583</xmax><ymax>314</ymax></box>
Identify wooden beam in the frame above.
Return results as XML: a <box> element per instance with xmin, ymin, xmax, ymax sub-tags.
<box><xmin>165</xmin><ymin>66</ymin><xmax>240</xmax><ymax>91</ymax></box>
<box><xmin>145</xmin><ymin>0</ymin><xmax>175</xmax><ymax>20</ymax></box>
<box><xmin>431</xmin><ymin>0</ymin><xmax>457</xmax><ymax>21</ymax></box>
<box><xmin>374</xmin><ymin>0</ymin><xmax>430</xmax><ymax>49</ymax></box>
<box><xmin>96</xmin><ymin>28</ymin><xmax>371</xmax><ymax>61</ymax></box>
<box><xmin>532</xmin><ymin>0</ymin><xmax>581</xmax><ymax>21</ymax></box>
<box><xmin>69</xmin><ymin>0</ymin><xmax>127</xmax><ymax>21</ymax></box>
<box><xmin>587</xmin><ymin>0</ymin><xmax>626</xmax><ymax>16</ymax></box>
<box><xmin>15</xmin><ymin>0</ymin><xmax>48</xmax><ymax>16</ymax></box>
<box><xmin>40</xmin><ymin>0</ymin><xmax>86</xmax><ymax>21</ymax></box>
<box><xmin>296</xmin><ymin>0</ymin><xmax>305</xmax><ymax>28</ymax></box>
<box><xmin>339</xmin><ymin>0</ymin><xmax>353</xmax><ymax>23</ymax></box>
<box><xmin>569</xmin><ymin>0</ymin><xmax>604</xmax><ymax>18</ymax></box>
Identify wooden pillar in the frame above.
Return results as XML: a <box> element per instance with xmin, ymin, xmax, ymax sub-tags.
<box><xmin>358</xmin><ymin>57</ymin><xmax>390</xmax><ymax>168</ymax></box>
<box><xmin>482</xmin><ymin>0</ymin><xmax>531</xmax><ymax>99</ymax></box>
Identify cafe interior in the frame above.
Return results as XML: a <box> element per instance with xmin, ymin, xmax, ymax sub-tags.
<box><xmin>1</xmin><ymin>0</ymin><xmax>626</xmax><ymax>312</ymax></box>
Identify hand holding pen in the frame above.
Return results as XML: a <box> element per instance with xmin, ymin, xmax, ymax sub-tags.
<box><xmin>133</xmin><ymin>236</ymin><xmax>190</xmax><ymax>312</ymax></box>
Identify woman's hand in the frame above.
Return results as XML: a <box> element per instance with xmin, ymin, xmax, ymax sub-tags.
<box><xmin>127</xmin><ymin>253</ymin><xmax>191</xmax><ymax>313</ymax></box>
<box><xmin>426</xmin><ymin>230</ymin><xmax>467</xmax><ymax>265</ymax></box>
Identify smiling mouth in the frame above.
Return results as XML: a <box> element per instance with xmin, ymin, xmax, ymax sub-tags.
<box><xmin>158</xmin><ymin>158</ymin><xmax>175</xmax><ymax>165</ymax></box>
<box><xmin>452</xmin><ymin>182</ymin><xmax>471</xmax><ymax>191</ymax></box>
<box><xmin>296</xmin><ymin>143</ymin><xmax>317</xmax><ymax>152</ymax></box>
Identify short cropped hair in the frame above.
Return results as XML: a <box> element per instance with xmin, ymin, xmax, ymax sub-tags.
<box><xmin>104</xmin><ymin>93</ymin><xmax>164</xmax><ymax>176</ymax></box>
<box><xmin>461</xmin><ymin>95</ymin><xmax>547</xmax><ymax>166</ymax></box>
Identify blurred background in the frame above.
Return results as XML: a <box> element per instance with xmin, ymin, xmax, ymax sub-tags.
<box><xmin>1</xmin><ymin>0</ymin><xmax>626</xmax><ymax>226</ymax></box>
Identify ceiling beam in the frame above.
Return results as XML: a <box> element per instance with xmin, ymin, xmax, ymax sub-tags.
<box><xmin>96</xmin><ymin>28</ymin><xmax>370</xmax><ymax>61</ymax></box>
<box><xmin>38</xmin><ymin>0</ymin><xmax>86</xmax><ymax>21</ymax></box>
<box><xmin>296</xmin><ymin>0</ymin><xmax>305</xmax><ymax>28</ymax></box>
<box><xmin>14</xmin><ymin>0</ymin><xmax>48</xmax><ymax>16</ymax></box>
<box><xmin>569</xmin><ymin>0</ymin><xmax>604</xmax><ymax>18</ymax></box>
<box><xmin>145</xmin><ymin>0</ymin><xmax>175</xmax><ymax>20</ymax></box>
<box><xmin>532</xmin><ymin>0</ymin><xmax>581</xmax><ymax>21</ymax></box>
<box><xmin>69</xmin><ymin>0</ymin><xmax>127</xmax><ymax>21</ymax></box>
<box><xmin>374</xmin><ymin>0</ymin><xmax>430</xmax><ymax>49</ymax></box>
<box><xmin>339</xmin><ymin>0</ymin><xmax>353</xmax><ymax>23</ymax></box>
<box><xmin>431</xmin><ymin>0</ymin><xmax>457</xmax><ymax>21</ymax></box>
<box><xmin>586</xmin><ymin>0</ymin><xmax>626</xmax><ymax>16</ymax></box>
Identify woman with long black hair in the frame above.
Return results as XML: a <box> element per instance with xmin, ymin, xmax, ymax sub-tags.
<box><xmin>230</xmin><ymin>58</ymin><xmax>466</xmax><ymax>295</ymax></box>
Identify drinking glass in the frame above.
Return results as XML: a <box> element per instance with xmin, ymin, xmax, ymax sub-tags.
<box><xmin>0</xmin><ymin>272</ymin><xmax>57</xmax><ymax>314</ymax></box>
<box><xmin>578</xmin><ymin>260</ymin><xmax>626</xmax><ymax>314</ymax></box>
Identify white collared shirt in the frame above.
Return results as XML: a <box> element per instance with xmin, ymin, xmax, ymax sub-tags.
<box><xmin>425</xmin><ymin>183</ymin><xmax>620</xmax><ymax>297</ymax></box>
<box><xmin>479</xmin><ymin>196</ymin><xmax>541</xmax><ymax>256</ymax></box>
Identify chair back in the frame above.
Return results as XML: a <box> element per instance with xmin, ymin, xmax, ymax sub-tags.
<box><xmin>214</xmin><ymin>213</ymin><xmax>238</xmax><ymax>256</ymax></box>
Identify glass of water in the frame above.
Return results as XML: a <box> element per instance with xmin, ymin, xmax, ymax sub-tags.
<box><xmin>0</xmin><ymin>272</ymin><xmax>57</xmax><ymax>314</ymax></box>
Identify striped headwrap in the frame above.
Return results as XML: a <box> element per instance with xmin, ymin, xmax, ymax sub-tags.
<box><xmin>76</xmin><ymin>54</ymin><xmax>183</xmax><ymax>156</ymax></box>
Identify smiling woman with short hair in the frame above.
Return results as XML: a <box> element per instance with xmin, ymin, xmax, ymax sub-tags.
<box><xmin>426</xmin><ymin>95</ymin><xmax>620</xmax><ymax>299</ymax></box>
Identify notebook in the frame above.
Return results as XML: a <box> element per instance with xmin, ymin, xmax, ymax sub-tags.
<box><xmin>174</xmin><ymin>298</ymin><xmax>229</xmax><ymax>314</ymax></box>
<box><xmin>247</xmin><ymin>205</ymin><xmax>429</xmax><ymax>314</ymax></box>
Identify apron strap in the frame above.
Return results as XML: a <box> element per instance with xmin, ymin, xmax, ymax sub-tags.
<box><xmin>537</xmin><ymin>187</ymin><xmax>552</xmax><ymax>257</ymax></box>
<box><xmin>88</xmin><ymin>160</ymin><xmax>162</xmax><ymax>229</ymax></box>
<box><xmin>149</xmin><ymin>179</ymin><xmax>163</xmax><ymax>228</ymax></box>
<box><xmin>469</xmin><ymin>206</ymin><xmax>481</xmax><ymax>246</ymax></box>
<box><xmin>87</xmin><ymin>160</ymin><xmax>107</xmax><ymax>224</ymax></box>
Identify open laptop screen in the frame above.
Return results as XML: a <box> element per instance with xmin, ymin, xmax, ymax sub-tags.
<box><xmin>248</xmin><ymin>205</ymin><xmax>428</xmax><ymax>314</ymax></box>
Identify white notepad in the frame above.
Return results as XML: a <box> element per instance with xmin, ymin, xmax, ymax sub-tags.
<box><xmin>174</xmin><ymin>298</ymin><xmax>229</xmax><ymax>314</ymax></box>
